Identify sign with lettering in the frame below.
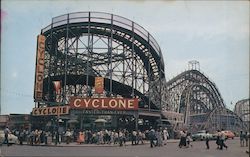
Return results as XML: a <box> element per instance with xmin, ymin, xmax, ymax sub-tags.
<box><xmin>32</xmin><ymin>106</ymin><xmax>70</xmax><ymax>116</ymax></box>
<box><xmin>95</xmin><ymin>77</ymin><xmax>104</xmax><ymax>94</ymax></box>
<box><xmin>73</xmin><ymin>109</ymin><xmax>136</xmax><ymax>115</ymax></box>
<box><xmin>34</xmin><ymin>35</ymin><xmax>46</xmax><ymax>100</ymax></box>
<box><xmin>70</xmin><ymin>97</ymin><xmax>138</xmax><ymax>110</ymax></box>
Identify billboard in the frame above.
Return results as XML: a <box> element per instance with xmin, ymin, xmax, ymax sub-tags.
<box><xmin>32</xmin><ymin>106</ymin><xmax>69</xmax><ymax>116</ymax></box>
<box><xmin>95</xmin><ymin>77</ymin><xmax>104</xmax><ymax>94</ymax></box>
<box><xmin>34</xmin><ymin>35</ymin><xmax>46</xmax><ymax>101</ymax></box>
<box><xmin>70</xmin><ymin>97</ymin><xmax>138</xmax><ymax>110</ymax></box>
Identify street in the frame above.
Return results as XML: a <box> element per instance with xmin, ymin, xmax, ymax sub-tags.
<box><xmin>0</xmin><ymin>138</ymin><xmax>249</xmax><ymax>157</ymax></box>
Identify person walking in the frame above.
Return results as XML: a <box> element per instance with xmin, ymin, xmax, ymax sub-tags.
<box><xmin>65</xmin><ymin>129</ymin><xmax>72</xmax><ymax>144</ymax></box>
<box><xmin>163</xmin><ymin>128</ymin><xmax>169</xmax><ymax>145</ymax></box>
<box><xmin>245</xmin><ymin>132</ymin><xmax>248</xmax><ymax>147</ymax></box>
<box><xmin>77</xmin><ymin>131</ymin><xmax>84</xmax><ymax>144</ymax></box>
<box><xmin>156</xmin><ymin>129</ymin><xmax>163</xmax><ymax>146</ymax></box>
<box><xmin>148</xmin><ymin>127</ymin><xmax>156</xmax><ymax>148</ymax></box>
<box><xmin>29</xmin><ymin>130</ymin><xmax>34</xmax><ymax>146</ymax></box>
<box><xmin>179</xmin><ymin>130</ymin><xmax>187</xmax><ymax>148</ymax></box>
<box><xmin>216</xmin><ymin>130</ymin><xmax>221</xmax><ymax>149</ymax></box>
<box><xmin>246</xmin><ymin>132</ymin><xmax>250</xmax><ymax>154</ymax></box>
<box><xmin>219</xmin><ymin>130</ymin><xmax>228</xmax><ymax>150</ymax></box>
<box><xmin>3</xmin><ymin>126</ymin><xmax>10</xmax><ymax>146</ymax></box>
<box><xmin>205</xmin><ymin>131</ymin><xmax>210</xmax><ymax>149</ymax></box>
<box><xmin>19</xmin><ymin>129</ymin><xmax>25</xmax><ymax>145</ymax></box>
<box><xmin>114</xmin><ymin>131</ymin><xmax>119</xmax><ymax>145</ymax></box>
<box><xmin>122</xmin><ymin>129</ymin><xmax>127</xmax><ymax>146</ymax></box>
<box><xmin>186</xmin><ymin>132</ymin><xmax>192</xmax><ymax>148</ymax></box>
<box><xmin>131</xmin><ymin>130</ymin><xmax>137</xmax><ymax>145</ymax></box>
<box><xmin>118</xmin><ymin>130</ymin><xmax>124</xmax><ymax>146</ymax></box>
<box><xmin>240</xmin><ymin>131</ymin><xmax>244</xmax><ymax>147</ymax></box>
<box><xmin>137</xmin><ymin>130</ymin><xmax>144</xmax><ymax>144</ymax></box>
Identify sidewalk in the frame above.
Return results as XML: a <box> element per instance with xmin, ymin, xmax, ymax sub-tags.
<box><xmin>22</xmin><ymin>139</ymin><xmax>179</xmax><ymax>147</ymax></box>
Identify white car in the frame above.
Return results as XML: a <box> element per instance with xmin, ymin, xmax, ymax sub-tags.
<box><xmin>0</xmin><ymin>130</ymin><xmax>19</xmax><ymax>144</ymax></box>
<box><xmin>191</xmin><ymin>130</ymin><xmax>213</xmax><ymax>141</ymax></box>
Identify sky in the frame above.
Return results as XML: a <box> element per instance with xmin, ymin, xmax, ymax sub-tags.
<box><xmin>1</xmin><ymin>0</ymin><xmax>249</xmax><ymax>114</ymax></box>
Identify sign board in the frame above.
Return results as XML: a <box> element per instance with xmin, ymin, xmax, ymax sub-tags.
<box><xmin>34</xmin><ymin>35</ymin><xmax>46</xmax><ymax>100</ymax></box>
<box><xmin>70</xmin><ymin>97</ymin><xmax>138</xmax><ymax>110</ymax></box>
<box><xmin>73</xmin><ymin>109</ymin><xmax>136</xmax><ymax>115</ymax></box>
<box><xmin>32</xmin><ymin>106</ymin><xmax>70</xmax><ymax>116</ymax></box>
<box><xmin>95</xmin><ymin>77</ymin><xmax>104</xmax><ymax>94</ymax></box>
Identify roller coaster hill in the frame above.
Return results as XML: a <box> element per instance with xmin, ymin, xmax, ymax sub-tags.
<box><xmin>32</xmin><ymin>12</ymin><xmax>247</xmax><ymax>134</ymax></box>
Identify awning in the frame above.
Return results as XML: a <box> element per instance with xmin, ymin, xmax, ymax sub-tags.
<box><xmin>94</xmin><ymin>119</ymin><xmax>107</xmax><ymax>123</ymax></box>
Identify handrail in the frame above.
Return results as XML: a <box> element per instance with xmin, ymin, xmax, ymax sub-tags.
<box><xmin>41</xmin><ymin>11</ymin><xmax>161</xmax><ymax>57</ymax></box>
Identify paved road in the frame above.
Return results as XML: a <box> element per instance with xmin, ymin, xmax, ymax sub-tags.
<box><xmin>0</xmin><ymin>138</ymin><xmax>249</xmax><ymax>157</ymax></box>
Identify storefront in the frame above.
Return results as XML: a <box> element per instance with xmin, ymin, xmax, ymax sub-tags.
<box><xmin>31</xmin><ymin>97</ymin><xmax>142</xmax><ymax>132</ymax></box>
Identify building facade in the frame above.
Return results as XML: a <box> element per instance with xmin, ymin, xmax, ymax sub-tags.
<box><xmin>234</xmin><ymin>99</ymin><xmax>250</xmax><ymax>129</ymax></box>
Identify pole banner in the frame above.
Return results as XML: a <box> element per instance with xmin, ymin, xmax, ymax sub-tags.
<box><xmin>53</xmin><ymin>81</ymin><xmax>61</xmax><ymax>94</ymax></box>
<box><xmin>34</xmin><ymin>35</ymin><xmax>46</xmax><ymax>101</ymax></box>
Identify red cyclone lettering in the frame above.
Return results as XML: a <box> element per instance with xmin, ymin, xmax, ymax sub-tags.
<box><xmin>69</xmin><ymin>97</ymin><xmax>138</xmax><ymax>110</ymax></box>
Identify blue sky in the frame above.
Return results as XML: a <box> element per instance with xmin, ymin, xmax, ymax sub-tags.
<box><xmin>1</xmin><ymin>0</ymin><xmax>249</xmax><ymax>114</ymax></box>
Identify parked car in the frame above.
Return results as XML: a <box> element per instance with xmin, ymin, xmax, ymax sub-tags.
<box><xmin>221</xmin><ymin>130</ymin><xmax>235</xmax><ymax>139</ymax></box>
<box><xmin>191</xmin><ymin>130</ymin><xmax>214</xmax><ymax>141</ymax></box>
<box><xmin>0</xmin><ymin>130</ymin><xmax>18</xmax><ymax>144</ymax></box>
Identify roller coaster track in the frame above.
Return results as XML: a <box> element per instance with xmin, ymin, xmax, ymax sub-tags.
<box><xmin>164</xmin><ymin>69</ymin><xmax>247</xmax><ymax>132</ymax></box>
<box><xmin>38</xmin><ymin>12</ymin><xmax>246</xmax><ymax>132</ymax></box>
<box><xmin>41</xmin><ymin>12</ymin><xmax>164</xmax><ymax>110</ymax></box>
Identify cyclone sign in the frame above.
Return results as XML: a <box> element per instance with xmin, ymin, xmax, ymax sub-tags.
<box><xmin>70</xmin><ymin>97</ymin><xmax>138</xmax><ymax>110</ymax></box>
<box><xmin>32</xmin><ymin>106</ymin><xmax>69</xmax><ymax>116</ymax></box>
<box><xmin>34</xmin><ymin>35</ymin><xmax>45</xmax><ymax>100</ymax></box>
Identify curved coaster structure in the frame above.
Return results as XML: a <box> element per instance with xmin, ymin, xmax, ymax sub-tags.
<box><xmin>164</xmin><ymin>69</ymin><xmax>247</xmax><ymax>132</ymax></box>
<box><xmin>41</xmin><ymin>12</ymin><xmax>165</xmax><ymax>110</ymax></box>
<box><xmin>36</xmin><ymin>12</ymin><xmax>246</xmax><ymax>132</ymax></box>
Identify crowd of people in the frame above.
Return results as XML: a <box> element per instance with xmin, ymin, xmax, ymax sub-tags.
<box><xmin>59</xmin><ymin>127</ymin><xmax>169</xmax><ymax>147</ymax></box>
<box><xmin>215</xmin><ymin>130</ymin><xmax>228</xmax><ymax>150</ymax></box>
<box><xmin>178</xmin><ymin>129</ymin><xmax>230</xmax><ymax>150</ymax></box>
<box><xmin>239</xmin><ymin>130</ymin><xmax>249</xmax><ymax>147</ymax></box>
<box><xmin>2</xmin><ymin>126</ymin><xmax>170</xmax><ymax>147</ymax></box>
<box><xmin>178</xmin><ymin>130</ymin><xmax>201</xmax><ymax>148</ymax></box>
<box><xmin>177</xmin><ymin>129</ymin><xmax>250</xmax><ymax>151</ymax></box>
<box><xmin>2</xmin><ymin>125</ymin><xmax>249</xmax><ymax>154</ymax></box>
<box><xmin>147</xmin><ymin>127</ymin><xmax>169</xmax><ymax>148</ymax></box>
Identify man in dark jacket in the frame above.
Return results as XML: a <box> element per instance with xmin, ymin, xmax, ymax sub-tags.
<box><xmin>148</xmin><ymin>127</ymin><xmax>156</xmax><ymax>148</ymax></box>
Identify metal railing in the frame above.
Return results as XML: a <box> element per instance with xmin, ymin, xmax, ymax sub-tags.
<box><xmin>41</xmin><ymin>11</ymin><xmax>161</xmax><ymax>57</ymax></box>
